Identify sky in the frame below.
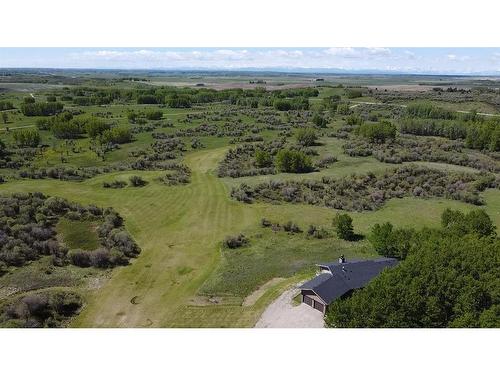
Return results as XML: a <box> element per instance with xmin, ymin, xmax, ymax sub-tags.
<box><xmin>1</xmin><ymin>48</ymin><xmax>500</xmax><ymax>75</ymax></box>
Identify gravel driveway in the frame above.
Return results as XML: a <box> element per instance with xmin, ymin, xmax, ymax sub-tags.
<box><xmin>255</xmin><ymin>287</ymin><xmax>324</xmax><ymax>328</ymax></box>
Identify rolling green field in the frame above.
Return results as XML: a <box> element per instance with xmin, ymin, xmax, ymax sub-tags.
<box><xmin>1</xmin><ymin>145</ymin><xmax>498</xmax><ymax>327</ymax></box>
<box><xmin>1</xmin><ymin>73</ymin><xmax>499</xmax><ymax>327</ymax></box>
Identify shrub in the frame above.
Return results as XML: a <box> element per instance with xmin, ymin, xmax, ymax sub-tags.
<box><xmin>223</xmin><ymin>234</ymin><xmax>249</xmax><ymax>249</ymax></box>
<box><xmin>68</xmin><ymin>250</ymin><xmax>92</xmax><ymax>267</ymax></box>
<box><xmin>254</xmin><ymin>150</ymin><xmax>273</xmax><ymax>168</ymax></box>
<box><xmin>336</xmin><ymin>103</ymin><xmax>351</xmax><ymax>115</ymax></box>
<box><xmin>144</xmin><ymin>110</ymin><xmax>163</xmax><ymax>120</ymax></box>
<box><xmin>103</xmin><ymin>180</ymin><xmax>127</xmax><ymax>189</ymax></box>
<box><xmin>261</xmin><ymin>218</ymin><xmax>272</xmax><ymax>227</ymax></box>
<box><xmin>312</xmin><ymin>113</ymin><xmax>328</xmax><ymax>128</ymax></box>
<box><xmin>275</xmin><ymin>149</ymin><xmax>313</xmax><ymax>173</ymax></box>
<box><xmin>296</xmin><ymin>128</ymin><xmax>318</xmax><ymax>147</ymax></box>
<box><xmin>129</xmin><ymin>175</ymin><xmax>147</xmax><ymax>187</ymax></box>
<box><xmin>283</xmin><ymin>221</ymin><xmax>301</xmax><ymax>233</ymax></box>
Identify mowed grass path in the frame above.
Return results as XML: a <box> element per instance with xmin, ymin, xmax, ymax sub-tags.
<box><xmin>75</xmin><ymin>149</ymin><xmax>259</xmax><ymax>327</ymax></box>
<box><xmin>0</xmin><ymin>148</ymin><xmax>259</xmax><ymax>327</ymax></box>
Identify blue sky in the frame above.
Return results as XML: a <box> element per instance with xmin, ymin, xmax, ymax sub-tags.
<box><xmin>1</xmin><ymin>48</ymin><xmax>500</xmax><ymax>74</ymax></box>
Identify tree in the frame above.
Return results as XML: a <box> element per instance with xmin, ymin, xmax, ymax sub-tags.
<box><xmin>466</xmin><ymin>209</ymin><xmax>496</xmax><ymax>237</ymax></box>
<box><xmin>333</xmin><ymin>213</ymin><xmax>354</xmax><ymax>240</ymax></box>
<box><xmin>296</xmin><ymin>128</ymin><xmax>317</xmax><ymax>147</ymax></box>
<box><xmin>325</xmin><ymin>232</ymin><xmax>500</xmax><ymax>328</ymax></box>
<box><xmin>20</xmin><ymin>102</ymin><xmax>63</xmax><ymax>116</ymax></box>
<box><xmin>441</xmin><ymin>208</ymin><xmax>496</xmax><ymax>237</ymax></box>
<box><xmin>51</xmin><ymin>120</ymin><xmax>83</xmax><ymax>139</ymax></box>
<box><xmin>357</xmin><ymin>120</ymin><xmax>396</xmax><ymax>143</ymax></box>
<box><xmin>346</xmin><ymin>88</ymin><xmax>363</xmax><ymax>99</ymax></box>
<box><xmin>100</xmin><ymin>127</ymin><xmax>133</xmax><ymax>145</ymax></box>
<box><xmin>369</xmin><ymin>222</ymin><xmax>394</xmax><ymax>254</ymax></box>
<box><xmin>85</xmin><ymin>117</ymin><xmax>110</xmax><ymax>138</ymax></box>
<box><xmin>13</xmin><ymin>128</ymin><xmax>41</xmax><ymax>147</ymax></box>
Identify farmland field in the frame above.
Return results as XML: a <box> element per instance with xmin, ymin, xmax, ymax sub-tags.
<box><xmin>1</xmin><ymin>70</ymin><xmax>499</xmax><ymax>327</ymax></box>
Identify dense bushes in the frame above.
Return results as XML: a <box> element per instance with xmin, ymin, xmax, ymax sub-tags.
<box><xmin>356</xmin><ymin>120</ymin><xmax>396</xmax><ymax>143</ymax></box>
<box><xmin>465</xmin><ymin>120</ymin><xmax>500</xmax><ymax>151</ymax></box>
<box><xmin>0</xmin><ymin>290</ymin><xmax>83</xmax><ymax>328</ymax></box>
<box><xmin>159</xmin><ymin>164</ymin><xmax>191</xmax><ymax>185</ymax></box>
<box><xmin>326</xmin><ymin>212</ymin><xmax>500</xmax><ymax>327</ymax></box>
<box><xmin>0</xmin><ymin>192</ymin><xmax>140</xmax><ymax>269</ymax></box>
<box><xmin>217</xmin><ymin>140</ymin><xmax>286</xmax><ymax>178</ymax></box>
<box><xmin>399</xmin><ymin>118</ymin><xmax>467</xmax><ymax>140</ymax></box>
<box><xmin>20</xmin><ymin>101</ymin><xmax>63</xmax><ymax>116</ymax></box>
<box><xmin>346</xmin><ymin>88</ymin><xmax>363</xmax><ymax>99</ymax></box>
<box><xmin>0</xmin><ymin>101</ymin><xmax>14</xmax><ymax>111</ymax></box>
<box><xmin>231</xmin><ymin>165</ymin><xmax>495</xmax><ymax>210</ymax></box>
<box><xmin>166</xmin><ymin>94</ymin><xmax>192</xmax><ymax>108</ymax></box>
<box><xmin>85</xmin><ymin>117</ymin><xmax>111</xmax><ymax>138</ymax></box>
<box><xmin>343</xmin><ymin>135</ymin><xmax>499</xmax><ymax>172</ymax></box>
<box><xmin>100</xmin><ymin>127</ymin><xmax>133</xmax><ymax>145</ymax></box>
<box><xmin>273</xmin><ymin>98</ymin><xmax>309</xmax><ymax>111</ymax></box>
<box><xmin>406</xmin><ymin>102</ymin><xmax>455</xmax><ymax>120</ymax></box>
<box><xmin>399</xmin><ymin>117</ymin><xmax>500</xmax><ymax>152</ymax></box>
<box><xmin>13</xmin><ymin>129</ymin><xmax>41</xmax><ymax>148</ymax></box>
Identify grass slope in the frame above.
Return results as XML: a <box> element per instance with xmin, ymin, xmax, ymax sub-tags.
<box><xmin>1</xmin><ymin>147</ymin><xmax>498</xmax><ymax>327</ymax></box>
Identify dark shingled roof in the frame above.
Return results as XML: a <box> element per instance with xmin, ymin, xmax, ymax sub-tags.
<box><xmin>300</xmin><ymin>258</ymin><xmax>398</xmax><ymax>305</ymax></box>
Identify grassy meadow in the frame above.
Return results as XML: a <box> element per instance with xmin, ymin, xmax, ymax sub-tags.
<box><xmin>1</xmin><ymin>76</ymin><xmax>499</xmax><ymax>327</ymax></box>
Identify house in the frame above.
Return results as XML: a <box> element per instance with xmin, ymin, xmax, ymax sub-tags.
<box><xmin>299</xmin><ymin>257</ymin><xmax>398</xmax><ymax>314</ymax></box>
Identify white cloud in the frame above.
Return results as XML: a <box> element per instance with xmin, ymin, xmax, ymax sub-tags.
<box><xmin>9</xmin><ymin>48</ymin><xmax>497</xmax><ymax>74</ymax></box>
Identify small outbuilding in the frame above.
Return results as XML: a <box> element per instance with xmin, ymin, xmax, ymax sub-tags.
<box><xmin>299</xmin><ymin>257</ymin><xmax>398</xmax><ymax>314</ymax></box>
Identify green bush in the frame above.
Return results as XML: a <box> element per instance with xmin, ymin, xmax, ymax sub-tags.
<box><xmin>254</xmin><ymin>150</ymin><xmax>273</xmax><ymax>168</ymax></box>
<box><xmin>296</xmin><ymin>128</ymin><xmax>318</xmax><ymax>147</ymax></box>
<box><xmin>275</xmin><ymin>149</ymin><xmax>313</xmax><ymax>173</ymax></box>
